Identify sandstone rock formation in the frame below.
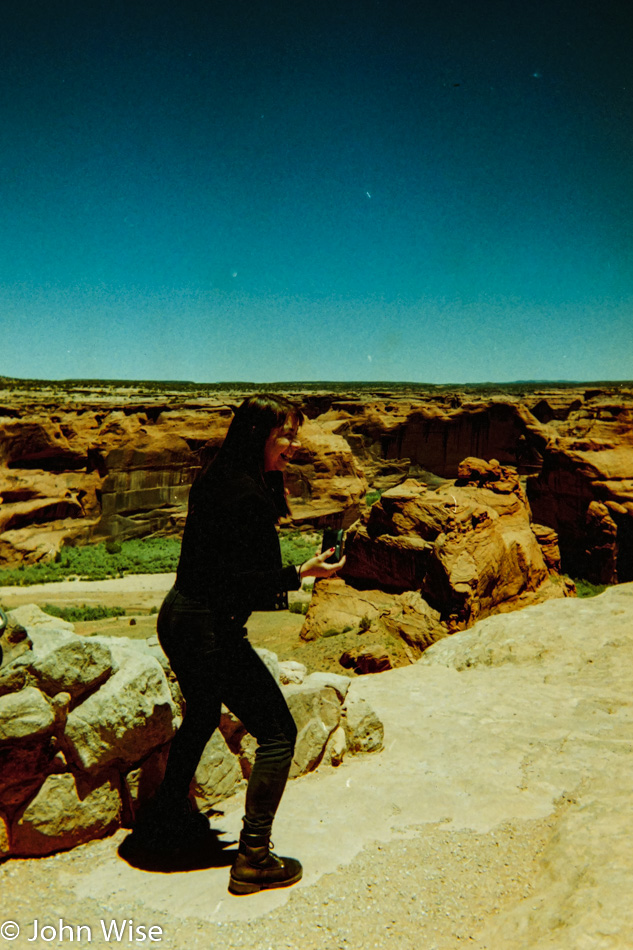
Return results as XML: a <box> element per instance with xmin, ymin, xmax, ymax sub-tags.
<box><xmin>300</xmin><ymin>462</ymin><xmax>571</xmax><ymax>670</ymax></box>
<box><xmin>1</xmin><ymin>381</ymin><xmax>632</xmax><ymax>584</ymax></box>
<box><xmin>526</xmin><ymin>391</ymin><xmax>633</xmax><ymax>583</ymax></box>
<box><xmin>0</xmin><ymin>391</ymin><xmax>366</xmax><ymax>564</ymax></box>
<box><xmin>300</xmin><ymin>578</ymin><xmax>447</xmax><ymax>670</ymax></box>
<box><xmin>0</xmin><ymin>605</ymin><xmax>383</xmax><ymax>859</ymax></box>
<box><xmin>310</xmin><ymin>387</ymin><xmax>633</xmax><ymax>584</ymax></box>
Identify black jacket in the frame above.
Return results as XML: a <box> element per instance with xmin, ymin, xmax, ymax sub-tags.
<box><xmin>175</xmin><ymin>466</ymin><xmax>300</xmax><ymax>628</ymax></box>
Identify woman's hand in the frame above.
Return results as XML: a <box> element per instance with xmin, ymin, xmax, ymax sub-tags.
<box><xmin>299</xmin><ymin>548</ymin><xmax>346</xmax><ymax>580</ymax></box>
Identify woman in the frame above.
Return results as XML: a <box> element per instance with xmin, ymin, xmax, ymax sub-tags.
<box><xmin>137</xmin><ymin>394</ymin><xmax>344</xmax><ymax>895</ymax></box>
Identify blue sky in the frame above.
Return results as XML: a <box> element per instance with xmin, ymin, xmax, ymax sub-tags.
<box><xmin>1</xmin><ymin>0</ymin><xmax>632</xmax><ymax>383</ymax></box>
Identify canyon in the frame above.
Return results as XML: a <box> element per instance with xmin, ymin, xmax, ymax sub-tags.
<box><xmin>1</xmin><ymin>379</ymin><xmax>632</xmax><ymax>585</ymax></box>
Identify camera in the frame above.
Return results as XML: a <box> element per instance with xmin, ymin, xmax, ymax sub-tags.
<box><xmin>321</xmin><ymin>528</ymin><xmax>345</xmax><ymax>563</ymax></box>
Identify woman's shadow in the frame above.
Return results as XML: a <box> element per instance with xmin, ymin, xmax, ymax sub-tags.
<box><xmin>117</xmin><ymin>813</ymin><xmax>237</xmax><ymax>873</ymax></box>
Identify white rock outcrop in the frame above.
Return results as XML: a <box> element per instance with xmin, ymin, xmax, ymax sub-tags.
<box><xmin>0</xmin><ymin>606</ymin><xmax>383</xmax><ymax>859</ymax></box>
<box><xmin>410</xmin><ymin>582</ymin><xmax>633</xmax><ymax>949</ymax></box>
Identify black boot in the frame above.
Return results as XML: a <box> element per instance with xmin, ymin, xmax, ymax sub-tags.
<box><xmin>228</xmin><ymin>833</ymin><xmax>302</xmax><ymax>895</ymax></box>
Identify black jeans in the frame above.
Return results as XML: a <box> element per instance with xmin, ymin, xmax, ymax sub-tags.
<box><xmin>156</xmin><ymin>587</ymin><xmax>297</xmax><ymax>837</ymax></box>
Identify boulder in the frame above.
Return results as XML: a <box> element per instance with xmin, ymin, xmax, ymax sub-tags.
<box><xmin>323</xmin><ymin>724</ymin><xmax>347</xmax><ymax>766</ymax></box>
<box><xmin>0</xmin><ymin>662</ymin><xmax>30</xmax><ymax>697</ymax></box>
<box><xmin>191</xmin><ymin>731</ymin><xmax>244</xmax><ymax>810</ymax></box>
<box><xmin>342</xmin><ymin>472</ymin><xmax>569</xmax><ymax>633</ymax></box>
<box><xmin>285</xmin><ymin>684</ymin><xmax>342</xmax><ymax>778</ymax></box>
<box><xmin>302</xmin><ymin>671</ymin><xmax>351</xmax><ymax>701</ymax></box>
<box><xmin>89</xmin><ymin>634</ymin><xmax>185</xmax><ymax>710</ymax></box>
<box><xmin>380</xmin><ymin>590</ymin><xmax>447</xmax><ymax>653</ymax></box>
<box><xmin>11</xmin><ymin>770</ymin><xmax>122</xmax><ymax>857</ymax></box>
<box><xmin>6</xmin><ymin>605</ymin><xmax>77</xmax><ymax>657</ymax></box>
<box><xmin>300</xmin><ymin>578</ymin><xmax>447</xmax><ymax>667</ymax></box>
<box><xmin>0</xmin><ymin>686</ymin><xmax>55</xmax><ymax>743</ymax></box>
<box><xmin>342</xmin><ymin>693</ymin><xmax>384</xmax><ymax>754</ymax></box>
<box><xmin>279</xmin><ymin>660</ymin><xmax>307</xmax><ymax>685</ymax></box>
<box><xmin>457</xmin><ymin>456</ymin><xmax>503</xmax><ymax>483</ymax></box>
<box><xmin>23</xmin><ymin>639</ymin><xmax>114</xmax><ymax>701</ymax></box>
<box><xmin>340</xmin><ymin>645</ymin><xmax>393</xmax><ymax>675</ymax></box>
<box><xmin>63</xmin><ymin>653</ymin><xmax>179</xmax><ymax>773</ymax></box>
<box><xmin>0</xmin><ymin>609</ymin><xmax>31</xmax><ymax>671</ymax></box>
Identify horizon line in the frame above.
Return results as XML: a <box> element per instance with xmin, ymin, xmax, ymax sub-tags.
<box><xmin>2</xmin><ymin>375</ymin><xmax>633</xmax><ymax>389</ymax></box>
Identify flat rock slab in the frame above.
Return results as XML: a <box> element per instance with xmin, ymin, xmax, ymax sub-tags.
<box><xmin>0</xmin><ymin>584</ymin><xmax>632</xmax><ymax>948</ymax></box>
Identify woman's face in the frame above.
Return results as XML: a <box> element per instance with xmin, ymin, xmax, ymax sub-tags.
<box><xmin>263</xmin><ymin>417</ymin><xmax>301</xmax><ymax>472</ymax></box>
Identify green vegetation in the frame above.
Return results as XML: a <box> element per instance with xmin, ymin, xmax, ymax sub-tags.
<box><xmin>288</xmin><ymin>601</ymin><xmax>309</xmax><ymax>615</ymax></box>
<box><xmin>321</xmin><ymin>624</ymin><xmax>354</xmax><ymax>638</ymax></box>
<box><xmin>5</xmin><ymin>375</ymin><xmax>631</xmax><ymax>397</ymax></box>
<box><xmin>572</xmin><ymin>578</ymin><xmax>609</xmax><ymax>598</ymax></box>
<box><xmin>0</xmin><ymin>530</ymin><xmax>319</xmax><ymax>587</ymax></box>
<box><xmin>279</xmin><ymin>529</ymin><xmax>320</xmax><ymax>569</ymax></box>
<box><xmin>43</xmin><ymin>604</ymin><xmax>127</xmax><ymax>622</ymax></box>
<box><xmin>0</xmin><ymin>537</ymin><xmax>181</xmax><ymax>586</ymax></box>
<box><xmin>365</xmin><ymin>490</ymin><xmax>382</xmax><ymax>507</ymax></box>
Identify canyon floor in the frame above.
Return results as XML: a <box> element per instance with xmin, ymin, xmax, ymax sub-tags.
<box><xmin>1</xmin><ymin>577</ymin><xmax>632</xmax><ymax>949</ymax></box>
<box><xmin>0</xmin><ymin>573</ymin><xmax>368</xmax><ymax>675</ymax></box>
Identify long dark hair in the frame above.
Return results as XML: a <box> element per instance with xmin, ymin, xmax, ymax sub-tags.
<box><xmin>203</xmin><ymin>394</ymin><xmax>304</xmax><ymax>515</ymax></box>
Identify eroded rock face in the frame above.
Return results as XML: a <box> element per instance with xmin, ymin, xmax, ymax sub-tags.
<box><xmin>300</xmin><ymin>461</ymin><xmax>571</xmax><ymax>673</ymax></box>
<box><xmin>285</xmin><ymin>419</ymin><xmax>368</xmax><ymax>526</ymax></box>
<box><xmin>0</xmin><ymin>394</ymin><xmax>367</xmax><ymax>563</ymax></box>
<box><xmin>526</xmin><ymin>393</ymin><xmax>633</xmax><ymax>583</ymax></box>
<box><xmin>344</xmin><ymin>468</ymin><xmax>569</xmax><ymax>630</ymax></box>
<box><xmin>0</xmin><ymin>606</ymin><xmax>383</xmax><ymax>859</ymax></box>
<box><xmin>301</xmin><ymin>579</ymin><xmax>447</xmax><ymax>668</ymax></box>
<box><xmin>1</xmin><ymin>383</ymin><xmax>631</xmax><ymax>581</ymax></box>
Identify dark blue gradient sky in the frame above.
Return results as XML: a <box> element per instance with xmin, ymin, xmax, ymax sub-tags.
<box><xmin>2</xmin><ymin>0</ymin><xmax>632</xmax><ymax>382</ymax></box>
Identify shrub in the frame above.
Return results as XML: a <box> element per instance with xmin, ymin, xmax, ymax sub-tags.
<box><xmin>279</xmin><ymin>529</ymin><xmax>319</xmax><ymax>569</ymax></box>
<box><xmin>359</xmin><ymin>614</ymin><xmax>372</xmax><ymax>632</ymax></box>
<box><xmin>572</xmin><ymin>578</ymin><xmax>609</xmax><ymax>598</ymax></box>
<box><xmin>0</xmin><ymin>537</ymin><xmax>181</xmax><ymax>586</ymax></box>
<box><xmin>288</xmin><ymin>601</ymin><xmax>309</xmax><ymax>615</ymax></box>
<box><xmin>365</xmin><ymin>490</ymin><xmax>382</xmax><ymax>507</ymax></box>
<box><xmin>42</xmin><ymin>604</ymin><xmax>127</xmax><ymax>623</ymax></box>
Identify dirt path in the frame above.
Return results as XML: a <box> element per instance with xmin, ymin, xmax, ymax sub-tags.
<box><xmin>0</xmin><ymin>573</ymin><xmax>177</xmax><ymax>614</ymax></box>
